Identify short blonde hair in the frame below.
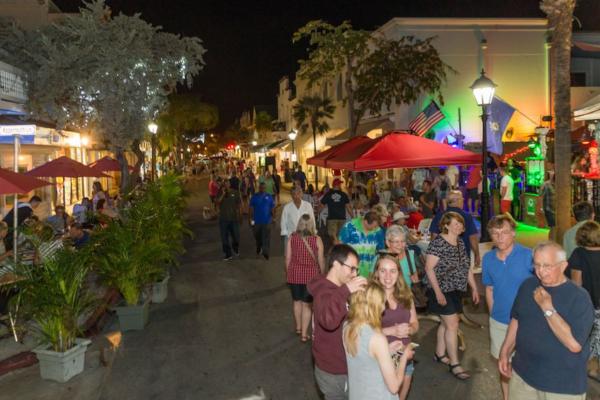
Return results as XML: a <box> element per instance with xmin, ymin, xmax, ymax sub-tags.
<box><xmin>296</xmin><ymin>214</ymin><xmax>316</xmax><ymax>237</ymax></box>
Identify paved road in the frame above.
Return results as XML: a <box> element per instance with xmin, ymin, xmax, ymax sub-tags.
<box><xmin>96</xmin><ymin>176</ymin><xmax>600</xmax><ymax>400</ymax></box>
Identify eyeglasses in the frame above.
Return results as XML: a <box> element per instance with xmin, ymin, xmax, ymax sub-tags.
<box><xmin>341</xmin><ymin>262</ymin><xmax>359</xmax><ymax>274</ymax></box>
<box><xmin>490</xmin><ymin>230</ymin><xmax>513</xmax><ymax>237</ymax></box>
<box><xmin>533</xmin><ymin>262</ymin><xmax>560</xmax><ymax>270</ymax></box>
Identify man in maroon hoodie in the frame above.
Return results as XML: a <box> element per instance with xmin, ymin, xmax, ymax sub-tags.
<box><xmin>308</xmin><ymin>244</ymin><xmax>368</xmax><ymax>400</ymax></box>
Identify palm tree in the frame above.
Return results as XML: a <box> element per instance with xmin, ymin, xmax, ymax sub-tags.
<box><xmin>293</xmin><ymin>96</ymin><xmax>336</xmax><ymax>187</ymax></box>
<box><xmin>541</xmin><ymin>0</ymin><xmax>576</xmax><ymax>241</ymax></box>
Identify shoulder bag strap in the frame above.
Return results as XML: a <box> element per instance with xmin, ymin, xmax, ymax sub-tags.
<box><xmin>405</xmin><ymin>250</ymin><xmax>415</xmax><ymax>275</ymax></box>
<box><xmin>301</xmin><ymin>236</ymin><xmax>319</xmax><ymax>265</ymax></box>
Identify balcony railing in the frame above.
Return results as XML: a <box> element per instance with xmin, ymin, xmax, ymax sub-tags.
<box><xmin>0</xmin><ymin>60</ymin><xmax>27</xmax><ymax>103</ymax></box>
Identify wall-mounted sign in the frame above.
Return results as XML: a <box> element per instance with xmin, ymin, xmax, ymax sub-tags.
<box><xmin>0</xmin><ymin>124</ymin><xmax>35</xmax><ymax>136</ymax></box>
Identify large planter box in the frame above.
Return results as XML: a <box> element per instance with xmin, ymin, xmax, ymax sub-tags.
<box><xmin>114</xmin><ymin>298</ymin><xmax>150</xmax><ymax>331</ymax></box>
<box><xmin>151</xmin><ymin>274</ymin><xmax>170</xmax><ymax>304</ymax></box>
<box><xmin>33</xmin><ymin>338</ymin><xmax>91</xmax><ymax>383</ymax></box>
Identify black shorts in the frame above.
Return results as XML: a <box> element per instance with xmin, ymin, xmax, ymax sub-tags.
<box><xmin>288</xmin><ymin>283</ymin><xmax>313</xmax><ymax>303</ymax></box>
<box><xmin>428</xmin><ymin>289</ymin><xmax>464</xmax><ymax>315</ymax></box>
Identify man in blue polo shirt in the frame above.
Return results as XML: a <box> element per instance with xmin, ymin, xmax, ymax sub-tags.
<box><xmin>249</xmin><ymin>182</ymin><xmax>275</xmax><ymax>260</ymax></box>
<box><xmin>482</xmin><ymin>214</ymin><xmax>533</xmax><ymax>400</ymax></box>
<box><xmin>430</xmin><ymin>190</ymin><xmax>481</xmax><ymax>267</ymax></box>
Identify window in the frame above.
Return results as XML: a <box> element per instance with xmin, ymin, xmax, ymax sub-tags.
<box><xmin>571</xmin><ymin>72</ymin><xmax>586</xmax><ymax>87</ymax></box>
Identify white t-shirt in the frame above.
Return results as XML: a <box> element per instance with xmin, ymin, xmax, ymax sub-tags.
<box><xmin>412</xmin><ymin>169</ymin><xmax>430</xmax><ymax>192</ymax></box>
<box><xmin>500</xmin><ymin>175</ymin><xmax>514</xmax><ymax>201</ymax></box>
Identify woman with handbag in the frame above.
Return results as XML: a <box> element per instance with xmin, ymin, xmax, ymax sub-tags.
<box><xmin>372</xmin><ymin>255</ymin><xmax>419</xmax><ymax>400</ymax></box>
<box><xmin>424</xmin><ymin>211</ymin><xmax>479</xmax><ymax>380</ymax></box>
<box><xmin>285</xmin><ymin>213</ymin><xmax>325</xmax><ymax>342</ymax></box>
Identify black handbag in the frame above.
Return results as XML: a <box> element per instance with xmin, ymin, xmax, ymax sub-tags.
<box><xmin>406</xmin><ymin>251</ymin><xmax>428</xmax><ymax>309</ymax></box>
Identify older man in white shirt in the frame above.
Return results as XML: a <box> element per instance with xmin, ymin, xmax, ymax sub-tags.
<box><xmin>280</xmin><ymin>186</ymin><xmax>316</xmax><ymax>256</ymax></box>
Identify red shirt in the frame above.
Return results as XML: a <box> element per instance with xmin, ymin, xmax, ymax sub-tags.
<box><xmin>208</xmin><ymin>180</ymin><xmax>219</xmax><ymax>197</ymax></box>
<box><xmin>406</xmin><ymin>211</ymin><xmax>424</xmax><ymax>230</ymax></box>
<box><xmin>287</xmin><ymin>234</ymin><xmax>320</xmax><ymax>284</ymax></box>
<box><xmin>466</xmin><ymin>166</ymin><xmax>482</xmax><ymax>189</ymax></box>
<box><xmin>307</xmin><ymin>275</ymin><xmax>351</xmax><ymax>375</ymax></box>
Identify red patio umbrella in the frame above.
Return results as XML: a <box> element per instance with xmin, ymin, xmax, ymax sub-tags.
<box><xmin>327</xmin><ymin>131</ymin><xmax>482</xmax><ymax>171</ymax></box>
<box><xmin>0</xmin><ymin>168</ymin><xmax>50</xmax><ymax>195</ymax></box>
<box><xmin>27</xmin><ymin>156</ymin><xmax>109</xmax><ymax>178</ymax></box>
<box><xmin>88</xmin><ymin>156</ymin><xmax>121</xmax><ymax>172</ymax></box>
<box><xmin>307</xmin><ymin>135</ymin><xmax>372</xmax><ymax>167</ymax></box>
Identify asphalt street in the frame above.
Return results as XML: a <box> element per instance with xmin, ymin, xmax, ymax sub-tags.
<box><xmin>95</xmin><ymin>175</ymin><xmax>508</xmax><ymax>400</ymax></box>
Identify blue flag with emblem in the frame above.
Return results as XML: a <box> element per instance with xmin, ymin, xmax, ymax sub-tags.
<box><xmin>486</xmin><ymin>96</ymin><xmax>515</xmax><ymax>155</ymax></box>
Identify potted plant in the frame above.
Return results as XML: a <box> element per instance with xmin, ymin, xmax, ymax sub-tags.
<box><xmin>139</xmin><ymin>174</ymin><xmax>190</xmax><ymax>303</ymax></box>
<box><xmin>11</xmin><ymin>247</ymin><xmax>95</xmax><ymax>382</ymax></box>
<box><xmin>94</xmin><ymin>202</ymin><xmax>169</xmax><ymax>330</ymax></box>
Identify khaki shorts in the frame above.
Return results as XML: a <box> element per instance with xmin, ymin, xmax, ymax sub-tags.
<box><xmin>509</xmin><ymin>370</ymin><xmax>586</xmax><ymax>400</ymax></box>
<box><xmin>327</xmin><ymin>219</ymin><xmax>346</xmax><ymax>239</ymax></box>
<box><xmin>489</xmin><ymin>317</ymin><xmax>508</xmax><ymax>359</ymax></box>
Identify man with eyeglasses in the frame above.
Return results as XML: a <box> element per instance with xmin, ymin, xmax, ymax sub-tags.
<box><xmin>498</xmin><ymin>241</ymin><xmax>594</xmax><ymax>400</ymax></box>
<box><xmin>308</xmin><ymin>244</ymin><xmax>367</xmax><ymax>400</ymax></box>
<box><xmin>482</xmin><ymin>214</ymin><xmax>533</xmax><ymax>400</ymax></box>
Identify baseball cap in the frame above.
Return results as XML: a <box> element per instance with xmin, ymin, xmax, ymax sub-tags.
<box><xmin>332</xmin><ymin>178</ymin><xmax>343</xmax><ymax>186</ymax></box>
<box><xmin>393</xmin><ymin>211</ymin><xmax>408</xmax><ymax>221</ymax></box>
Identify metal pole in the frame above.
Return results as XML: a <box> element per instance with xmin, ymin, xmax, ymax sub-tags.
<box><xmin>480</xmin><ymin>105</ymin><xmax>491</xmax><ymax>242</ymax></box>
<box><xmin>12</xmin><ymin>134</ymin><xmax>19</xmax><ymax>263</ymax></box>
<box><xmin>151</xmin><ymin>135</ymin><xmax>157</xmax><ymax>181</ymax></box>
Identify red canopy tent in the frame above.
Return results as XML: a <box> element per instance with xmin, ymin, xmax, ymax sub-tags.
<box><xmin>307</xmin><ymin>136</ymin><xmax>372</xmax><ymax>167</ymax></box>
<box><xmin>326</xmin><ymin>131</ymin><xmax>481</xmax><ymax>171</ymax></box>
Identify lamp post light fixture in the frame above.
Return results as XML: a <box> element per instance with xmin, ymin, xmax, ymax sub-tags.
<box><xmin>148</xmin><ymin>122</ymin><xmax>158</xmax><ymax>181</ymax></box>
<box><xmin>288</xmin><ymin>128</ymin><xmax>298</xmax><ymax>164</ymax></box>
<box><xmin>470</xmin><ymin>69</ymin><xmax>496</xmax><ymax>243</ymax></box>
<box><xmin>251</xmin><ymin>140</ymin><xmax>257</xmax><ymax>146</ymax></box>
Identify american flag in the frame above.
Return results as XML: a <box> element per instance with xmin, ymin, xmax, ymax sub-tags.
<box><xmin>408</xmin><ymin>101</ymin><xmax>445</xmax><ymax>136</ymax></box>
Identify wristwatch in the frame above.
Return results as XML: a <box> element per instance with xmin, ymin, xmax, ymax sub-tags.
<box><xmin>543</xmin><ymin>309</ymin><xmax>557</xmax><ymax>318</ymax></box>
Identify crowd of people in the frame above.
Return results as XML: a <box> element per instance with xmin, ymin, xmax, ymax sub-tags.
<box><xmin>207</xmin><ymin>160</ymin><xmax>599</xmax><ymax>399</ymax></box>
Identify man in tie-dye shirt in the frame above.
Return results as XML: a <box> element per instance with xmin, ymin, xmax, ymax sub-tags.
<box><xmin>338</xmin><ymin>211</ymin><xmax>385</xmax><ymax>277</ymax></box>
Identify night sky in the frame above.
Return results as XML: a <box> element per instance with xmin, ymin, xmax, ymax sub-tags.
<box><xmin>53</xmin><ymin>0</ymin><xmax>600</xmax><ymax>131</ymax></box>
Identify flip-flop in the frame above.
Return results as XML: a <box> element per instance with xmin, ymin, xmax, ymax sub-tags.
<box><xmin>295</xmin><ymin>329</ymin><xmax>301</xmax><ymax>335</ymax></box>
<box><xmin>301</xmin><ymin>335</ymin><xmax>310</xmax><ymax>343</ymax></box>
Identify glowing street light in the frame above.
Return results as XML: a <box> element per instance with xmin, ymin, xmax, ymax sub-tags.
<box><xmin>470</xmin><ymin>69</ymin><xmax>497</xmax><ymax>243</ymax></box>
<box><xmin>148</xmin><ymin>122</ymin><xmax>158</xmax><ymax>180</ymax></box>
<box><xmin>288</xmin><ymin>129</ymin><xmax>298</xmax><ymax>163</ymax></box>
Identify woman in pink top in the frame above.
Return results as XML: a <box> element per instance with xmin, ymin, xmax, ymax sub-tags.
<box><xmin>373</xmin><ymin>256</ymin><xmax>419</xmax><ymax>399</ymax></box>
<box><xmin>286</xmin><ymin>214</ymin><xmax>325</xmax><ymax>342</ymax></box>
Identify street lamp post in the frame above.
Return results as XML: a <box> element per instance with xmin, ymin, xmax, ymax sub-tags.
<box><xmin>148</xmin><ymin>122</ymin><xmax>158</xmax><ymax>181</ymax></box>
<box><xmin>288</xmin><ymin>129</ymin><xmax>297</xmax><ymax>167</ymax></box>
<box><xmin>470</xmin><ymin>69</ymin><xmax>497</xmax><ymax>243</ymax></box>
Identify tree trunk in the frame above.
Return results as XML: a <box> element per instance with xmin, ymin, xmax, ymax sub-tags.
<box><xmin>115</xmin><ymin>146</ymin><xmax>130</xmax><ymax>194</ymax></box>
<box><xmin>542</xmin><ymin>0</ymin><xmax>575</xmax><ymax>242</ymax></box>
<box><xmin>345</xmin><ymin>61</ymin><xmax>357</xmax><ymax>137</ymax></box>
<box><xmin>130</xmin><ymin>139</ymin><xmax>145</xmax><ymax>184</ymax></box>
<box><xmin>312</xmin><ymin>126</ymin><xmax>319</xmax><ymax>188</ymax></box>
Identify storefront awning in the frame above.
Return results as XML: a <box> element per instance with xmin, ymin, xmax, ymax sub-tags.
<box><xmin>573</xmin><ymin>93</ymin><xmax>600</xmax><ymax>121</ymax></box>
<box><xmin>325</xmin><ymin>118</ymin><xmax>394</xmax><ymax>146</ymax></box>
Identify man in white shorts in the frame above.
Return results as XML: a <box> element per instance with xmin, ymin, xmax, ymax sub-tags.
<box><xmin>482</xmin><ymin>214</ymin><xmax>533</xmax><ymax>400</ymax></box>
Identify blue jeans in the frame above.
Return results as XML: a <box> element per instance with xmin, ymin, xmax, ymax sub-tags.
<box><xmin>219</xmin><ymin>219</ymin><xmax>240</xmax><ymax>257</ymax></box>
